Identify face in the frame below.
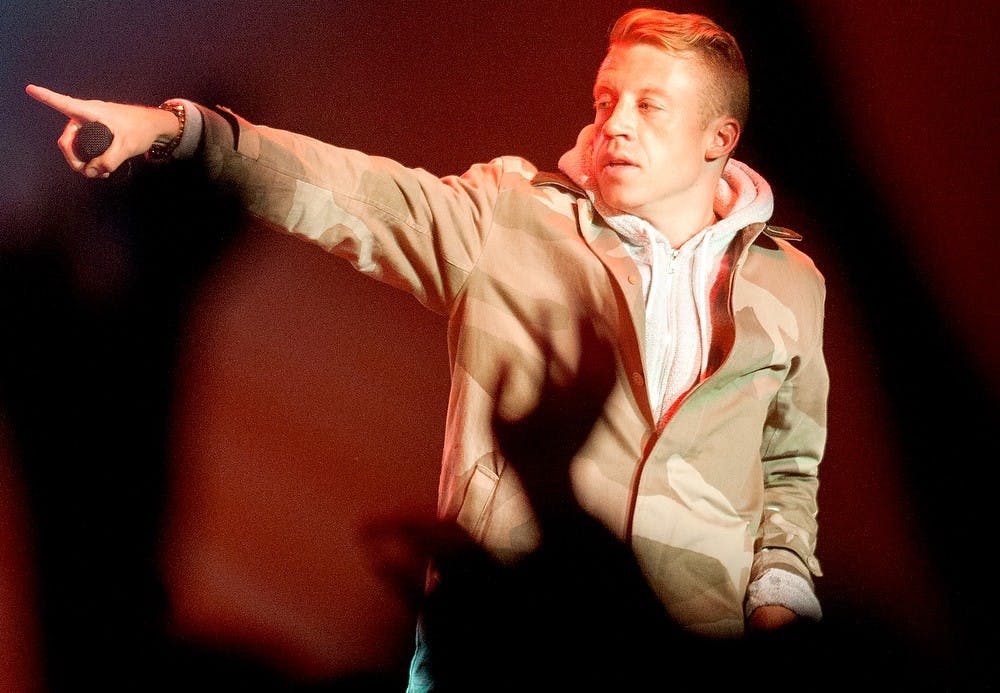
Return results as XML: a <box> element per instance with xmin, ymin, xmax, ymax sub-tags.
<box><xmin>591</xmin><ymin>42</ymin><xmax>725</xmax><ymax>229</ymax></box>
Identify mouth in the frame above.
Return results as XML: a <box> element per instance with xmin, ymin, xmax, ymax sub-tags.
<box><xmin>600</xmin><ymin>157</ymin><xmax>639</xmax><ymax>174</ymax></box>
<box><xmin>598</xmin><ymin>149</ymin><xmax>638</xmax><ymax>167</ymax></box>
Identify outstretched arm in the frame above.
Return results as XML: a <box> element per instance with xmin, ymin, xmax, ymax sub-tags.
<box><xmin>25</xmin><ymin>85</ymin><xmax>180</xmax><ymax>178</ymax></box>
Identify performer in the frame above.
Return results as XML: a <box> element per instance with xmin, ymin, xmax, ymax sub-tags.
<box><xmin>28</xmin><ymin>7</ymin><xmax>828</xmax><ymax>691</ymax></box>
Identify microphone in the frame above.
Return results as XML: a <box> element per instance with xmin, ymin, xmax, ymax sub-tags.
<box><xmin>72</xmin><ymin>121</ymin><xmax>136</xmax><ymax>180</ymax></box>
<box><xmin>72</xmin><ymin>121</ymin><xmax>114</xmax><ymax>161</ymax></box>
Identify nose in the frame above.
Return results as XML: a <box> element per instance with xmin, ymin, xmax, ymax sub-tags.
<box><xmin>601</xmin><ymin>101</ymin><xmax>635</xmax><ymax>139</ymax></box>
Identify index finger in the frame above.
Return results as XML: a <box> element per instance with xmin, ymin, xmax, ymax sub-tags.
<box><xmin>25</xmin><ymin>84</ymin><xmax>96</xmax><ymax>121</ymax></box>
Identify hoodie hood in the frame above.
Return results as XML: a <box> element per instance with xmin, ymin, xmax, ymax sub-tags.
<box><xmin>558</xmin><ymin>124</ymin><xmax>776</xmax><ymax>423</ymax></box>
<box><xmin>557</xmin><ymin>123</ymin><xmax>774</xmax><ymax>252</ymax></box>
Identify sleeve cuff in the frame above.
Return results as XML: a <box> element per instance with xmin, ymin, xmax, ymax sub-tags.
<box><xmin>161</xmin><ymin>99</ymin><xmax>203</xmax><ymax>160</ymax></box>
<box><xmin>744</xmin><ymin>567</ymin><xmax>823</xmax><ymax>621</ymax></box>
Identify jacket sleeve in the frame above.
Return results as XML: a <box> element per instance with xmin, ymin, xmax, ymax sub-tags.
<box><xmin>752</xmin><ymin>265</ymin><xmax>828</xmax><ymax>591</ymax></box>
<box><xmin>194</xmin><ymin>103</ymin><xmax>523</xmax><ymax>315</ymax></box>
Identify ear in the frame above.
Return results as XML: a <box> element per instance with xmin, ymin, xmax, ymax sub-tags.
<box><xmin>705</xmin><ymin>116</ymin><xmax>740</xmax><ymax>162</ymax></box>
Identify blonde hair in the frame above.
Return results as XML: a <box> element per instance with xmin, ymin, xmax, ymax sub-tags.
<box><xmin>609</xmin><ymin>8</ymin><xmax>749</xmax><ymax>127</ymax></box>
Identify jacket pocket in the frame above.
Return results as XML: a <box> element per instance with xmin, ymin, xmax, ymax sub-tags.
<box><xmin>455</xmin><ymin>464</ymin><xmax>500</xmax><ymax>542</ymax></box>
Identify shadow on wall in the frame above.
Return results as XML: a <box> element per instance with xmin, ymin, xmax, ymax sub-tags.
<box><xmin>0</xmin><ymin>161</ymin><xmax>247</xmax><ymax>691</ymax></box>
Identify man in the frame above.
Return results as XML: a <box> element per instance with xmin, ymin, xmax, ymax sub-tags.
<box><xmin>28</xmin><ymin>6</ymin><xmax>827</xmax><ymax>688</ymax></box>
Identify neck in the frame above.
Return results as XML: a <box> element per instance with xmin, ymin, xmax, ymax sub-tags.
<box><xmin>645</xmin><ymin>177</ymin><xmax>721</xmax><ymax>248</ymax></box>
<box><xmin>656</xmin><ymin>209</ymin><xmax>717</xmax><ymax>247</ymax></box>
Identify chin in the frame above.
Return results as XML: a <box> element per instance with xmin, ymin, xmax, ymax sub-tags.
<box><xmin>597</xmin><ymin>185</ymin><xmax>624</xmax><ymax>210</ymax></box>
<box><xmin>601</xmin><ymin>192</ymin><xmax>638</xmax><ymax>215</ymax></box>
<box><xmin>597</xmin><ymin>179</ymin><xmax>644</xmax><ymax>213</ymax></box>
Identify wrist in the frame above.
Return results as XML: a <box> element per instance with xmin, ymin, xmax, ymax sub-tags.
<box><xmin>146</xmin><ymin>101</ymin><xmax>186</xmax><ymax>161</ymax></box>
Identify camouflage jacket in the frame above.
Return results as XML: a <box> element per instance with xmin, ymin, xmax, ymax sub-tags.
<box><xmin>197</xmin><ymin>104</ymin><xmax>828</xmax><ymax>637</ymax></box>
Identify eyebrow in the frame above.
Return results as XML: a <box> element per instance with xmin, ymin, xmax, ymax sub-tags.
<box><xmin>592</xmin><ymin>81</ymin><xmax>672</xmax><ymax>100</ymax></box>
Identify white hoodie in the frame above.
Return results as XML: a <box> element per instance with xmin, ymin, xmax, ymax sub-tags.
<box><xmin>558</xmin><ymin>124</ymin><xmax>775</xmax><ymax>425</ymax></box>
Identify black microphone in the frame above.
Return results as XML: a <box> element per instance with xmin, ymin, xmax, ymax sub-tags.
<box><xmin>72</xmin><ymin>121</ymin><xmax>114</xmax><ymax>161</ymax></box>
<box><xmin>72</xmin><ymin>121</ymin><xmax>136</xmax><ymax>180</ymax></box>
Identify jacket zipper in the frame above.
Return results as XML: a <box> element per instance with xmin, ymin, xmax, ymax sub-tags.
<box><xmin>622</xmin><ymin>225</ymin><xmax>762</xmax><ymax>544</ymax></box>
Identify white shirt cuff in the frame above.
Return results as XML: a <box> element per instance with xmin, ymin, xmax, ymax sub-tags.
<box><xmin>745</xmin><ymin>567</ymin><xmax>822</xmax><ymax>621</ymax></box>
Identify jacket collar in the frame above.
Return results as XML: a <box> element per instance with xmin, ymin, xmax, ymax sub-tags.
<box><xmin>531</xmin><ymin>173</ymin><xmax>803</xmax><ymax>244</ymax></box>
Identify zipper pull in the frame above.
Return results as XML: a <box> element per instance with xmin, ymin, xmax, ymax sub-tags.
<box><xmin>667</xmin><ymin>248</ymin><xmax>679</xmax><ymax>274</ymax></box>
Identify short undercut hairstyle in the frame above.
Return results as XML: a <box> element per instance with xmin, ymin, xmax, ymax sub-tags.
<box><xmin>609</xmin><ymin>8</ymin><xmax>750</xmax><ymax>128</ymax></box>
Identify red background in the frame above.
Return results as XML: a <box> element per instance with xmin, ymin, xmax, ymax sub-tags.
<box><xmin>2</xmin><ymin>1</ymin><xmax>997</xmax><ymax>689</ymax></box>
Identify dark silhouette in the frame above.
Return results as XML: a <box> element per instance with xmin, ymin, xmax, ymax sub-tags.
<box><xmin>364</xmin><ymin>323</ymin><xmax>939</xmax><ymax>692</ymax></box>
<box><xmin>2</xmin><ymin>162</ymin><xmax>947</xmax><ymax>692</ymax></box>
<box><xmin>1</xmin><ymin>160</ymin><xmax>245</xmax><ymax>691</ymax></box>
<box><xmin>6</xmin><ymin>3</ymin><xmax>989</xmax><ymax>689</ymax></box>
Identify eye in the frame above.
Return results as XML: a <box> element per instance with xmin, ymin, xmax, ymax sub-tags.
<box><xmin>593</xmin><ymin>97</ymin><xmax>613</xmax><ymax>112</ymax></box>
